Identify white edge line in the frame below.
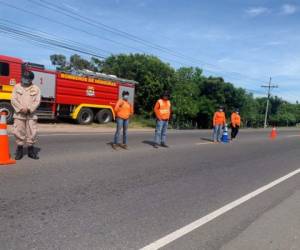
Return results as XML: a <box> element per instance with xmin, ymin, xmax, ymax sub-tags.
<box><xmin>195</xmin><ymin>142</ymin><xmax>213</xmax><ymax>145</ymax></box>
<box><xmin>140</xmin><ymin>168</ymin><xmax>300</xmax><ymax>250</ymax></box>
<box><xmin>38</xmin><ymin>133</ymin><xmax>109</xmax><ymax>137</ymax></box>
<box><xmin>8</xmin><ymin>133</ymin><xmax>113</xmax><ymax>137</ymax></box>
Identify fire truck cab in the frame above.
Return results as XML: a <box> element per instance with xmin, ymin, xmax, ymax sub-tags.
<box><xmin>0</xmin><ymin>55</ymin><xmax>137</xmax><ymax>124</ymax></box>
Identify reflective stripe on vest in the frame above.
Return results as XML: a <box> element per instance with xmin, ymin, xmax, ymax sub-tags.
<box><xmin>0</xmin><ymin>129</ymin><xmax>7</xmax><ymax>135</ymax></box>
<box><xmin>158</xmin><ymin>100</ymin><xmax>171</xmax><ymax>115</ymax></box>
<box><xmin>0</xmin><ymin>114</ymin><xmax>6</xmax><ymax>124</ymax></box>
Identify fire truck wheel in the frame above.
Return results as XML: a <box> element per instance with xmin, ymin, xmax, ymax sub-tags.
<box><xmin>77</xmin><ymin>108</ymin><xmax>94</xmax><ymax>125</ymax></box>
<box><xmin>0</xmin><ymin>102</ymin><xmax>14</xmax><ymax>124</ymax></box>
<box><xmin>96</xmin><ymin>109</ymin><xmax>113</xmax><ymax>124</ymax></box>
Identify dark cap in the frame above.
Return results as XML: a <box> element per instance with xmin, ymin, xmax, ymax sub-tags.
<box><xmin>162</xmin><ymin>91</ymin><xmax>170</xmax><ymax>98</ymax></box>
<box><xmin>23</xmin><ymin>71</ymin><xmax>35</xmax><ymax>81</ymax></box>
<box><xmin>122</xmin><ymin>91</ymin><xmax>129</xmax><ymax>96</ymax></box>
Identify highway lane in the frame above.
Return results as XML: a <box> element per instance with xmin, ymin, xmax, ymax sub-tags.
<box><xmin>1</xmin><ymin>129</ymin><xmax>300</xmax><ymax>249</ymax></box>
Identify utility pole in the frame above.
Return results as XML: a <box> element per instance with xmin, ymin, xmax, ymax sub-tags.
<box><xmin>261</xmin><ymin>77</ymin><xmax>278</xmax><ymax>128</ymax></box>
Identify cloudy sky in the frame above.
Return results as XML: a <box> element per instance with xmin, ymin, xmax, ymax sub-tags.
<box><xmin>1</xmin><ymin>0</ymin><xmax>300</xmax><ymax>102</ymax></box>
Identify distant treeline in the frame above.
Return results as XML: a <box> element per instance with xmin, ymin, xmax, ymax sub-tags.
<box><xmin>50</xmin><ymin>53</ymin><xmax>300</xmax><ymax>128</ymax></box>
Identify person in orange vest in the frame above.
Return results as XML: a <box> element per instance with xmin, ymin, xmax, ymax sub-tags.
<box><xmin>153</xmin><ymin>91</ymin><xmax>172</xmax><ymax>148</ymax></box>
<box><xmin>112</xmin><ymin>91</ymin><xmax>133</xmax><ymax>150</ymax></box>
<box><xmin>231</xmin><ymin>109</ymin><xmax>241</xmax><ymax>140</ymax></box>
<box><xmin>212</xmin><ymin>106</ymin><xmax>226</xmax><ymax>143</ymax></box>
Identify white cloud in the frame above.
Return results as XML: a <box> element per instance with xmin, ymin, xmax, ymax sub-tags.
<box><xmin>245</xmin><ymin>7</ymin><xmax>271</xmax><ymax>17</ymax></box>
<box><xmin>265</xmin><ymin>41</ymin><xmax>283</xmax><ymax>46</ymax></box>
<box><xmin>281</xmin><ymin>4</ymin><xmax>298</xmax><ymax>15</ymax></box>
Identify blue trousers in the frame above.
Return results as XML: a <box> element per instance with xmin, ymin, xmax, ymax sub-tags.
<box><xmin>114</xmin><ymin>118</ymin><xmax>129</xmax><ymax>144</ymax></box>
<box><xmin>155</xmin><ymin>120</ymin><xmax>168</xmax><ymax>144</ymax></box>
<box><xmin>213</xmin><ymin>124</ymin><xmax>223</xmax><ymax>142</ymax></box>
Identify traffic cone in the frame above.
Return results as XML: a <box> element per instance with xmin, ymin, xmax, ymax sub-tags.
<box><xmin>221</xmin><ymin>124</ymin><xmax>230</xmax><ymax>143</ymax></box>
<box><xmin>0</xmin><ymin>112</ymin><xmax>16</xmax><ymax>165</ymax></box>
<box><xmin>269</xmin><ymin>127</ymin><xmax>277</xmax><ymax>139</ymax></box>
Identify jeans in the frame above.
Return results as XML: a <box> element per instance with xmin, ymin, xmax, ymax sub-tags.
<box><xmin>155</xmin><ymin>120</ymin><xmax>168</xmax><ymax>144</ymax></box>
<box><xmin>213</xmin><ymin>124</ymin><xmax>223</xmax><ymax>142</ymax></box>
<box><xmin>114</xmin><ymin>118</ymin><xmax>129</xmax><ymax>144</ymax></box>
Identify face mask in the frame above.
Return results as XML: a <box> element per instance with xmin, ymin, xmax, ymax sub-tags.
<box><xmin>219</xmin><ymin>109</ymin><xmax>223</xmax><ymax>112</ymax></box>
<box><xmin>22</xmin><ymin>77</ymin><xmax>32</xmax><ymax>87</ymax></box>
<box><xmin>123</xmin><ymin>95</ymin><xmax>129</xmax><ymax>101</ymax></box>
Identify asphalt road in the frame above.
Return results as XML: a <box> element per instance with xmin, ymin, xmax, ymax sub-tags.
<box><xmin>1</xmin><ymin>128</ymin><xmax>300</xmax><ymax>250</ymax></box>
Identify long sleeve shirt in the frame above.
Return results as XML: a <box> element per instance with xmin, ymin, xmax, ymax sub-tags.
<box><xmin>11</xmin><ymin>84</ymin><xmax>41</xmax><ymax>120</ymax></box>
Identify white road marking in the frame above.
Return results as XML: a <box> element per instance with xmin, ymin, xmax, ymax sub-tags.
<box><xmin>38</xmin><ymin>133</ymin><xmax>111</xmax><ymax>136</ymax></box>
<box><xmin>195</xmin><ymin>142</ymin><xmax>213</xmax><ymax>145</ymax></box>
<box><xmin>8</xmin><ymin>131</ymin><xmax>153</xmax><ymax>137</ymax></box>
<box><xmin>37</xmin><ymin>131</ymin><xmax>154</xmax><ymax>136</ymax></box>
<box><xmin>286</xmin><ymin>135</ymin><xmax>300</xmax><ymax>138</ymax></box>
<box><xmin>8</xmin><ymin>133</ymin><xmax>112</xmax><ymax>137</ymax></box>
<box><xmin>140</xmin><ymin>168</ymin><xmax>300</xmax><ymax>250</ymax></box>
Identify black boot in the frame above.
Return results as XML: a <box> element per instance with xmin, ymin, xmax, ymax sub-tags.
<box><xmin>15</xmin><ymin>146</ymin><xmax>24</xmax><ymax>160</ymax></box>
<box><xmin>28</xmin><ymin>146</ymin><xmax>39</xmax><ymax>160</ymax></box>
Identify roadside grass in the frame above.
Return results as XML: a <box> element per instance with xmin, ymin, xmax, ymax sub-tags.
<box><xmin>88</xmin><ymin>116</ymin><xmax>156</xmax><ymax>129</ymax></box>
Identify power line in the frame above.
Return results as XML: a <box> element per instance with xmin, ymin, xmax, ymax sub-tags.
<box><xmin>0</xmin><ymin>20</ymin><xmax>192</xmax><ymax>69</ymax></box>
<box><xmin>0</xmin><ymin>18</ymin><xmax>112</xmax><ymax>57</ymax></box>
<box><xmin>1</xmin><ymin>0</ymin><xmax>272</xmax><ymax>88</ymax></box>
<box><xmin>30</xmin><ymin>0</ymin><xmax>210</xmax><ymax>67</ymax></box>
<box><xmin>0</xmin><ymin>21</ymin><xmax>282</xmax><ymax>101</ymax></box>
<box><xmin>32</xmin><ymin>0</ymin><xmax>202</xmax><ymax>60</ymax></box>
<box><xmin>2</xmin><ymin>0</ymin><xmax>267</xmax><ymax>85</ymax></box>
<box><xmin>0</xmin><ymin>2</ymin><xmax>145</xmax><ymax>54</ymax></box>
<box><xmin>0</xmin><ymin>22</ymin><xmax>290</xmax><ymax>102</ymax></box>
<box><xmin>0</xmin><ymin>23</ymin><xmax>106</xmax><ymax>58</ymax></box>
<box><xmin>0</xmin><ymin>1</ymin><xmax>198</xmax><ymax>68</ymax></box>
<box><xmin>28</xmin><ymin>0</ymin><xmax>267</xmax><ymax>84</ymax></box>
<box><xmin>0</xmin><ymin>30</ymin><xmax>63</xmax><ymax>53</ymax></box>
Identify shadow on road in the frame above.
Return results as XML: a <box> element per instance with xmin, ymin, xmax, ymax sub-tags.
<box><xmin>142</xmin><ymin>140</ymin><xmax>156</xmax><ymax>147</ymax></box>
<box><xmin>201</xmin><ymin>137</ymin><xmax>214</xmax><ymax>142</ymax></box>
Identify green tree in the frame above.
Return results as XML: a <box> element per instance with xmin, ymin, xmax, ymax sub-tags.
<box><xmin>172</xmin><ymin>67</ymin><xmax>202</xmax><ymax>128</ymax></box>
<box><xmin>101</xmin><ymin>54</ymin><xmax>175</xmax><ymax>116</ymax></box>
<box><xmin>50</xmin><ymin>54</ymin><xmax>68</xmax><ymax>70</ymax></box>
<box><xmin>49</xmin><ymin>53</ymin><xmax>300</xmax><ymax>129</ymax></box>
<box><xmin>50</xmin><ymin>54</ymin><xmax>98</xmax><ymax>72</ymax></box>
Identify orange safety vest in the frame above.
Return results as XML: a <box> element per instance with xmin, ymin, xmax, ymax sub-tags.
<box><xmin>231</xmin><ymin>113</ymin><xmax>241</xmax><ymax>127</ymax></box>
<box><xmin>213</xmin><ymin>111</ymin><xmax>226</xmax><ymax>126</ymax></box>
<box><xmin>114</xmin><ymin>99</ymin><xmax>133</xmax><ymax>119</ymax></box>
<box><xmin>154</xmin><ymin>99</ymin><xmax>171</xmax><ymax>120</ymax></box>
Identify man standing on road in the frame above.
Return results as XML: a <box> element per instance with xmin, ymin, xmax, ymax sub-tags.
<box><xmin>112</xmin><ymin>91</ymin><xmax>133</xmax><ymax>150</ymax></box>
<box><xmin>212</xmin><ymin>106</ymin><xmax>226</xmax><ymax>143</ymax></box>
<box><xmin>153</xmin><ymin>91</ymin><xmax>172</xmax><ymax>148</ymax></box>
<box><xmin>231</xmin><ymin>109</ymin><xmax>241</xmax><ymax>140</ymax></box>
<box><xmin>11</xmin><ymin>70</ymin><xmax>41</xmax><ymax>160</ymax></box>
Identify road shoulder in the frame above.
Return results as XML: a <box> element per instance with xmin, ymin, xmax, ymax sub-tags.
<box><xmin>221</xmin><ymin>190</ymin><xmax>300</xmax><ymax>250</ymax></box>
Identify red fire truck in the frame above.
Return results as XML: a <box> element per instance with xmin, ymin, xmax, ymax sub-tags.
<box><xmin>0</xmin><ymin>55</ymin><xmax>137</xmax><ymax>124</ymax></box>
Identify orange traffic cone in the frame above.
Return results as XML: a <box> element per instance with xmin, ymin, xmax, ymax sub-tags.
<box><xmin>0</xmin><ymin>111</ymin><xmax>16</xmax><ymax>165</ymax></box>
<box><xmin>269</xmin><ymin>127</ymin><xmax>277</xmax><ymax>139</ymax></box>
